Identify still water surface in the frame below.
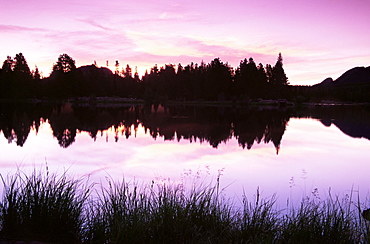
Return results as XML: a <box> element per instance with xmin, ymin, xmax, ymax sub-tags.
<box><xmin>0</xmin><ymin>103</ymin><xmax>369</xmax><ymax>207</ymax></box>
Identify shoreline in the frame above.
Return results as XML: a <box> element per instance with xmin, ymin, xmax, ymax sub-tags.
<box><xmin>1</xmin><ymin>97</ymin><xmax>369</xmax><ymax>108</ymax></box>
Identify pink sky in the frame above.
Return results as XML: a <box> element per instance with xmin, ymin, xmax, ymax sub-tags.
<box><xmin>1</xmin><ymin>0</ymin><xmax>369</xmax><ymax>85</ymax></box>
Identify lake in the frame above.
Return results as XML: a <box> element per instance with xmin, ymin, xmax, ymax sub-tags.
<box><xmin>0</xmin><ymin>102</ymin><xmax>369</xmax><ymax>208</ymax></box>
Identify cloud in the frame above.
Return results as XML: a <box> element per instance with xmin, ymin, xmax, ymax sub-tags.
<box><xmin>25</xmin><ymin>28</ymin><xmax>281</xmax><ymax>76</ymax></box>
<box><xmin>125</xmin><ymin>32</ymin><xmax>277</xmax><ymax>69</ymax></box>
<box><xmin>77</xmin><ymin>19</ymin><xmax>116</xmax><ymax>31</ymax></box>
<box><xmin>0</xmin><ymin>24</ymin><xmax>46</xmax><ymax>33</ymax></box>
<box><xmin>40</xmin><ymin>28</ymin><xmax>137</xmax><ymax>58</ymax></box>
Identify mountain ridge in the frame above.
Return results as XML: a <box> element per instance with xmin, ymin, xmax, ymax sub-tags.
<box><xmin>314</xmin><ymin>66</ymin><xmax>370</xmax><ymax>87</ymax></box>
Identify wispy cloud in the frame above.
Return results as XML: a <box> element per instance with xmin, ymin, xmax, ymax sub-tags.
<box><xmin>34</xmin><ymin>28</ymin><xmax>138</xmax><ymax>70</ymax></box>
<box><xmin>0</xmin><ymin>24</ymin><xmax>46</xmax><ymax>33</ymax></box>
<box><xmin>77</xmin><ymin>19</ymin><xmax>116</xmax><ymax>31</ymax></box>
<box><xmin>126</xmin><ymin>32</ymin><xmax>277</xmax><ymax>68</ymax></box>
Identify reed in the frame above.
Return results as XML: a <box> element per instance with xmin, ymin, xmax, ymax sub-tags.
<box><xmin>0</xmin><ymin>170</ymin><xmax>369</xmax><ymax>243</ymax></box>
<box><xmin>280</xmin><ymin>193</ymin><xmax>368</xmax><ymax>243</ymax></box>
<box><xmin>235</xmin><ymin>189</ymin><xmax>281</xmax><ymax>243</ymax></box>
<box><xmin>85</xmin><ymin>178</ymin><xmax>234</xmax><ymax>243</ymax></box>
<box><xmin>0</xmin><ymin>169</ymin><xmax>89</xmax><ymax>243</ymax></box>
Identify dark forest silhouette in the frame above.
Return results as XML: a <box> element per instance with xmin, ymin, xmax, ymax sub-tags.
<box><xmin>2</xmin><ymin>53</ymin><xmax>369</xmax><ymax>103</ymax></box>
<box><xmin>0</xmin><ymin>102</ymin><xmax>369</xmax><ymax>153</ymax></box>
<box><xmin>1</xmin><ymin>53</ymin><xmax>369</xmax><ymax>103</ymax></box>
<box><xmin>0</xmin><ymin>53</ymin><xmax>292</xmax><ymax>102</ymax></box>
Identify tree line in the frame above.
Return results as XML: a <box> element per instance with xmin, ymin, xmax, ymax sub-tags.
<box><xmin>0</xmin><ymin>53</ymin><xmax>290</xmax><ymax>102</ymax></box>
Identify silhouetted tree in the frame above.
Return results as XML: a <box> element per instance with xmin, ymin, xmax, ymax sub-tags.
<box><xmin>195</xmin><ymin>61</ymin><xmax>207</xmax><ymax>100</ymax></box>
<box><xmin>0</xmin><ymin>53</ymin><xmax>33</xmax><ymax>98</ymax></box>
<box><xmin>115</xmin><ymin>60</ymin><xmax>120</xmax><ymax>75</ymax></box>
<box><xmin>2</xmin><ymin>56</ymin><xmax>14</xmax><ymax>72</ymax></box>
<box><xmin>235</xmin><ymin>58</ymin><xmax>248</xmax><ymax>97</ymax></box>
<box><xmin>265</xmin><ymin>64</ymin><xmax>273</xmax><ymax>84</ymax></box>
<box><xmin>14</xmin><ymin>53</ymin><xmax>31</xmax><ymax>76</ymax></box>
<box><xmin>13</xmin><ymin>53</ymin><xmax>33</xmax><ymax>98</ymax></box>
<box><xmin>50</xmin><ymin>54</ymin><xmax>78</xmax><ymax>98</ymax></box>
<box><xmin>272</xmin><ymin>53</ymin><xmax>288</xmax><ymax>86</ymax></box>
<box><xmin>256</xmin><ymin>63</ymin><xmax>268</xmax><ymax>95</ymax></box>
<box><xmin>134</xmin><ymin>67</ymin><xmax>140</xmax><ymax>81</ymax></box>
<box><xmin>123</xmin><ymin>64</ymin><xmax>132</xmax><ymax>78</ymax></box>
<box><xmin>235</xmin><ymin>57</ymin><xmax>265</xmax><ymax>99</ymax></box>
<box><xmin>32</xmin><ymin>66</ymin><xmax>41</xmax><ymax>80</ymax></box>
<box><xmin>52</xmin><ymin>53</ymin><xmax>76</xmax><ymax>73</ymax></box>
<box><xmin>245</xmin><ymin>57</ymin><xmax>259</xmax><ymax>98</ymax></box>
<box><xmin>0</xmin><ymin>56</ymin><xmax>14</xmax><ymax>98</ymax></box>
<box><xmin>158</xmin><ymin>64</ymin><xmax>176</xmax><ymax>100</ymax></box>
<box><xmin>204</xmin><ymin>58</ymin><xmax>233</xmax><ymax>100</ymax></box>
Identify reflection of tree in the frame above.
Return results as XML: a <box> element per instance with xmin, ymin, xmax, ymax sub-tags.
<box><xmin>13</xmin><ymin>117</ymin><xmax>31</xmax><ymax>147</ymax></box>
<box><xmin>264</xmin><ymin>116</ymin><xmax>289</xmax><ymax>155</ymax></box>
<box><xmin>53</xmin><ymin>128</ymin><xmax>76</xmax><ymax>148</ymax></box>
<box><xmin>0</xmin><ymin>104</ymin><xmax>35</xmax><ymax>147</ymax></box>
<box><xmin>73</xmin><ymin>105</ymin><xmax>140</xmax><ymax>142</ymax></box>
<box><xmin>231</xmin><ymin>109</ymin><xmax>289</xmax><ymax>153</ymax></box>
<box><xmin>49</xmin><ymin>103</ymin><xmax>78</xmax><ymax>148</ymax></box>
<box><xmin>206</xmin><ymin>124</ymin><xmax>232</xmax><ymax>148</ymax></box>
<box><xmin>233</xmin><ymin>112</ymin><xmax>266</xmax><ymax>149</ymax></box>
<box><xmin>47</xmin><ymin>103</ymin><xmax>141</xmax><ymax>148</ymax></box>
<box><xmin>140</xmin><ymin>105</ymin><xmax>288</xmax><ymax>151</ymax></box>
<box><xmin>2</xmin><ymin>102</ymin><xmax>369</xmax><ymax>152</ymax></box>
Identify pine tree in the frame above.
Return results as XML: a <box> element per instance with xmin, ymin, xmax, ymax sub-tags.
<box><xmin>33</xmin><ymin>66</ymin><xmax>41</xmax><ymax>80</ymax></box>
<box><xmin>123</xmin><ymin>64</ymin><xmax>132</xmax><ymax>78</ymax></box>
<box><xmin>115</xmin><ymin>60</ymin><xmax>120</xmax><ymax>75</ymax></box>
<box><xmin>265</xmin><ymin>64</ymin><xmax>273</xmax><ymax>83</ymax></box>
<box><xmin>14</xmin><ymin>53</ymin><xmax>31</xmax><ymax>76</ymax></box>
<box><xmin>272</xmin><ymin>53</ymin><xmax>288</xmax><ymax>85</ymax></box>
<box><xmin>2</xmin><ymin>56</ymin><xmax>14</xmax><ymax>72</ymax></box>
<box><xmin>52</xmin><ymin>54</ymin><xmax>76</xmax><ymax>73</ymax></box>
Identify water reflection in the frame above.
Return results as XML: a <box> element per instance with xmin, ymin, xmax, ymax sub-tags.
<box><xmin>0</xmin><ymin>102</ymin><xmax>369</xmax><ymax>153</ymax></box>
<box><xmin>303</xmin><ymin>106</ymin><xmax>370</xmax><ymax>140</ymax></box>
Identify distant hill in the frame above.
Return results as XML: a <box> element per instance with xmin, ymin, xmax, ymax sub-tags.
<box><xmin>314</xmin><ymin>66</ymin><xmax>370</xmax><ymax>87</ymax></box>
<box><xmin>76</xmin><ymin>65</ymin><xmax>114</xmax><ymax>80</ymax></box>
<box><xmin>48</xmin><ymin>64</ymin><xmax>114</xmax><ymax>81</ymax></box>
<box><xmin>334</xmin><ymin>66</ymin><xmax>370</xmax><ymax>84</ymax></box>
<box><xmin>311</xmin><ymin>66</ymin><xmax>370</xmax><ymax>102</ymax></box>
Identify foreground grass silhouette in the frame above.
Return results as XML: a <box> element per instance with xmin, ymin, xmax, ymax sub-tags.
<box><xmin>0</xmin><ymin>169</ymin><xmax>369</xmax><ymax>243</ymax></box>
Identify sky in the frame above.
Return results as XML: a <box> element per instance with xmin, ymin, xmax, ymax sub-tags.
<box><xmin>1</xmin><ymin>0</ymin><xmax>369</xmax><ymax>85</ymax></box>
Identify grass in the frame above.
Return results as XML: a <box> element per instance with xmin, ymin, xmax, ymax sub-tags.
<box><xmin>85</xmin><ymin>177</ymin><xmax>234</xmax><ymax>243</ymax></box>
<box><xmin>0</xmin><ymin>169</ymin><xmax>89</xmax><ymax>243</ymax></box>
<box><xmin>0</xmin><ymin>169</ymin><xmax>369</xmax><ymax>243</ymax></box>
<box><xmin>280</xmin><ymin>196</ymin><xmax>363</xmax><ymax>243</ymax></box>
